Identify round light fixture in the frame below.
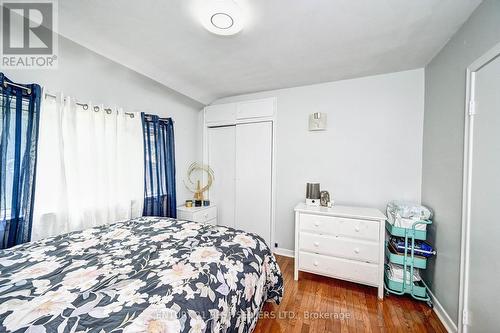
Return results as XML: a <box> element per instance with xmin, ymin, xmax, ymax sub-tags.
<box><xmin>200</xmin><ymin>0</ymin><xmax>244</xmax><ymax>36</ymax></box>
<box><xmin>211</xmin><ymin>13</ymin><xmax>234</xmax><ymax>29</ymax></box>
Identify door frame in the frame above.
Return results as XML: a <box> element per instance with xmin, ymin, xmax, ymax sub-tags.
<box><xmin>459</xmin><ymin>42</ymin><xmax>500</xmax><ymax>333</ymax></box>
<box><xmin>202</xmin><ymin>98</ymin><xmax>277</xmax><ymax>249</ymax></box>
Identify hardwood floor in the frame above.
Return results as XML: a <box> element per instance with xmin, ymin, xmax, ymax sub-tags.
<box><xmin>254</xmin><ymin>255</ymin><xmax>446</xmax><ymax>333</ymax></box>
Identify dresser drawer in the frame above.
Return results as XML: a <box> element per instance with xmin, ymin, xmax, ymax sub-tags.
<box><xmin>299</xmin><ymin>251</ymin><xmax>379</xmax><ymax>286</ymax></box>
<box><xmin>204</xmin><ymin>218</ymin><xmax>217</xmax><ymax>226</ymax></box>
<box><xmin>191</xmin><ymin>207</ymin><xmax>217</xmax><ymax>223</ymax></box>
<box><xmin>299</xmin><ymin>232</ymin><xmax>379</xmax><ymax>263</ymax></box>
<box><xmin>299</xmin><ymin>213</ymin><xmax>379</xmax><ymax>241</ymax></box>
<box><xmin>178</xmin><ymin>206</ymin><xmax>217</xmax><ymax>223</ymax></box>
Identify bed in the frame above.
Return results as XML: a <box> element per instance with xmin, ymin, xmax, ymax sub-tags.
<box><xmin>0</xmin><ymin>217</ymin><xmax>283</xmax><ymax>332</ymax></box>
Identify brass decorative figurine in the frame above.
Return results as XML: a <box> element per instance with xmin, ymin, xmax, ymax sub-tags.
<box><xmin>183</xmin><ymin>162</ymin><xmax>214</xmax><ymax>206</ymax></box>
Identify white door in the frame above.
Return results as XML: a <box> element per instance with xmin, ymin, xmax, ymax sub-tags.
<box><xmin>466</xmin><ymin>54</ymin><xmax>500</xmax><ymax>332</ymax></box>
<box><xmin>235</xmin><ymin>122</ymin><xmax>273</xmax><ymax>245</ymax></box>
<box><xmin>207</xmin><ymin>126</ymin><xmax>236</xmax><ymax>228</ymax></box>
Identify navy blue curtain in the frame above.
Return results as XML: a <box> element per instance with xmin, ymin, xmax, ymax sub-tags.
<box><xmin>141</xmin><ymin>114</ymin><xmax>177</xmax><ymax>218</ymax></box>
<box><xmin>0</xmin><ymin>73</ymin><xmax>42</xmax><ymax>249</ymax></box>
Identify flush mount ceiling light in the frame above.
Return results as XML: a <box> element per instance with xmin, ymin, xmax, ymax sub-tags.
<box><xmin>199</xmin><ymin>0</ymin><xmax>244</xmax><ymax>36</ymax></box>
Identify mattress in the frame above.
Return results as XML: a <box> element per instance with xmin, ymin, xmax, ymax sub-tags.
<box><xmin>0</xmin><ymin>217</ymin><xmax>283</xmax><ymax>332</ymax></box>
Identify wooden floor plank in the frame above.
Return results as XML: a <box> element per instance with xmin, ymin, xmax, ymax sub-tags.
<box><xmin>254</xmin><ymin>255</ymin><xmax>447</xmax><ymax>333</ymax></box>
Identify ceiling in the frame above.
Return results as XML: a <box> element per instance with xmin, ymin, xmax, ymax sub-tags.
<box><xmin>58</xmin><ymin>0</ymin><xmax>481</xmax><ymax>104</ymax></box>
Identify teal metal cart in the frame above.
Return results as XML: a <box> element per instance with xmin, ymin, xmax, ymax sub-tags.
<box><xmin>384</xmin><ymin>219</ymin><xmax>435</xmax><ymax>308</ymax></box>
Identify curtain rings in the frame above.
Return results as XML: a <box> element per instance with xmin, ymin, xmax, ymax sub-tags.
<box><xmin>75</xmin><ymin>102</ymin><xmax>88</xmax><ymax>110</ymax></box>
<box><xmin>93</xmin><ymin>105</ymin><xmax>100</xmax><ymax>112</ymax></box>
<box><xmin>104</xmin><ymin>108</ymin><xmax>113</xmax><ymax>115</ymax></box>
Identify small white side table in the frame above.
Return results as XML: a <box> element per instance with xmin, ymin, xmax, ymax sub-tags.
<box><xmin>177</xmin><ymin>205</ymin><xmax>217</xmax><ymax>225</ymax></box>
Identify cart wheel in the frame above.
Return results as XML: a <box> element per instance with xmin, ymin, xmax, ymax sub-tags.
<box><xmin>385</xmin><ymin>290</ymin><xmax>390</xmax><ymax>297</ymax></box>
<box><xmin>426</xmin><ymin>300</ymin><xmax>434</xmax><ymax>308</ymax></box>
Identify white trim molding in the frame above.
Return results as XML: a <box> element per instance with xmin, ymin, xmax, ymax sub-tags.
<box><xmin>273</xmin><ymin>247</ymin><xmax>294</xmax><ymax>258</ymax></box>
<box><xmin>428</xmin><ymin>288</ymin><xmax>458</xmax><ymax>333</ymax></box>
<box><xmin>459</xmin><ymin>41</ymin><xmax>500</xmax><ymax>333</ymax></box>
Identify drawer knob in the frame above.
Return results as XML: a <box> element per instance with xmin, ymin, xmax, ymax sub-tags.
<box><xmin>354</xmin><ymin>248</ymin><xmax>360</xmax><ymax>254</ymax></box>
<box><xmin>355</xmin><ymin>226</ymin><xmax>360</xmax><ymax>232</ymax></box>
<box><xmin>204</xmin><ymin>213</ymin><xmax>209</xmax><ymax>219</ymax></box>
<box><xmin>314</xmin><ymin>222</ymin><xmax>320</xmax><ymax>227</ymax></box>
<box><xmin>313</xmin><ymin>261</ymin><xmax>319</xmax><ymax>266</ymax></box>
<box><xmin>313</xmin><ymin>242</ymin><xmax>319</xmax><ymax>247</ymax></box>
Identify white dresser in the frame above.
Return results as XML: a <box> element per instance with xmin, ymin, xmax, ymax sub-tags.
<box><xmin>294</xmin><ymin>203</ymin><xmax>386</xmax><ymax>299</ymax></box>
<box><xmin>177</xmin><ymin>205</ymin><xmax>217</xmax><ymax>225</ymax></box>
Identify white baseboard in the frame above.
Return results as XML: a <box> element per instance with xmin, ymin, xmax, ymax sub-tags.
<box><xmin>273</xmin><ymin>247</ymin><xmax>294</xmax><ymax>258</ymax></box>
<box><xmin>428</xmin><ymin>288</ymin><xmax>458</xmax><ymax>333</ymax></box>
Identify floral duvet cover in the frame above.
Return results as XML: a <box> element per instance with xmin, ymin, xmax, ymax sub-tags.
<box><xmin>0</xmin><ymin>217</ymin><xmax>283</xmax><ymax>333</ymax></box>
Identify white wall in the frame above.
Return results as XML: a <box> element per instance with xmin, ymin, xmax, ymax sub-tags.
<box><xmin>212</xmin><ymin>69</ymin><xmax>424</xmax><ymax>250</ymax></box>
<box><xmin>422</xmin><ymin>0</ymin><xmax>500</xmax><ymax>326</ymax></box>
<box><xmin>3</xmin><ymin>35</ymin><xmax>203</xmax><ymax>201</ymax></box>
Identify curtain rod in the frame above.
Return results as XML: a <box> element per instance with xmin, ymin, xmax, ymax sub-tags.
<box><xmin>44</xmin><ymin>92</ymin><xmax>135</xmax><ymax>118</ymax></box>
<box><xmin>3</xmin><ymin>81</ymin><xmax>32</xmax><ymax>94</ymax></box>
<box><xmin>144</xmin><ymin>114</ymin><xmax>173</xmax><ymax>123</ymax></box>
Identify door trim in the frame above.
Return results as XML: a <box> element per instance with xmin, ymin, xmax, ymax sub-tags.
<box><xmin>459</xmin><ymin>42</ymin><xmax>500</xmax><ymax>333</ymax></box>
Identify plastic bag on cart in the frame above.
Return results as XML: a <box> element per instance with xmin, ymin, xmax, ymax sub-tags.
<box><xmin>386</xmin><ymin>201</ymin><xmax>432</xmax><ymax>231</ymax></box>
<box><xmin>389</xmin><ymin>236</ymin><xmax>436</xmax><ymax>258</ymax></box>
<box><xmin>387</xmin><ymin>262</ymin><xmax>422</xmax><ymax>284</ymax></box>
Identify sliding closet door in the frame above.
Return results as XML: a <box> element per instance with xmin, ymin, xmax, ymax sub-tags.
<box><xmin>235</xmin><ymin>122</ymin><xmax>272</xmax><ymax>245</ymax></box>
<box><xmin>207</xmin><ymin>126</ymin><xmax>236</xmax><ymax>228</ymax></box>
<box><xmin>467</xmin><ymin>55</ymin><xmax>500</xmax><ymax>332</ymax></box>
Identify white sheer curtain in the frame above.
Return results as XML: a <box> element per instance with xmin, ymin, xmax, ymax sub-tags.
<box><xmin>32</xmin><ymin>92</ymin><xmax>144</xmax><ymax>241</ymax></box>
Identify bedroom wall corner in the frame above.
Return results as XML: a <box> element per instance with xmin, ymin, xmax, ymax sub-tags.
<box><xmin>421</xmin><ymin>0</ymin><xmax>500</xmax><ymax>327</ymax></box>
<box><xmin>211</xmin><ymin>69</ymin><xmax>425</xmax><ymax>252</ymax></box>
